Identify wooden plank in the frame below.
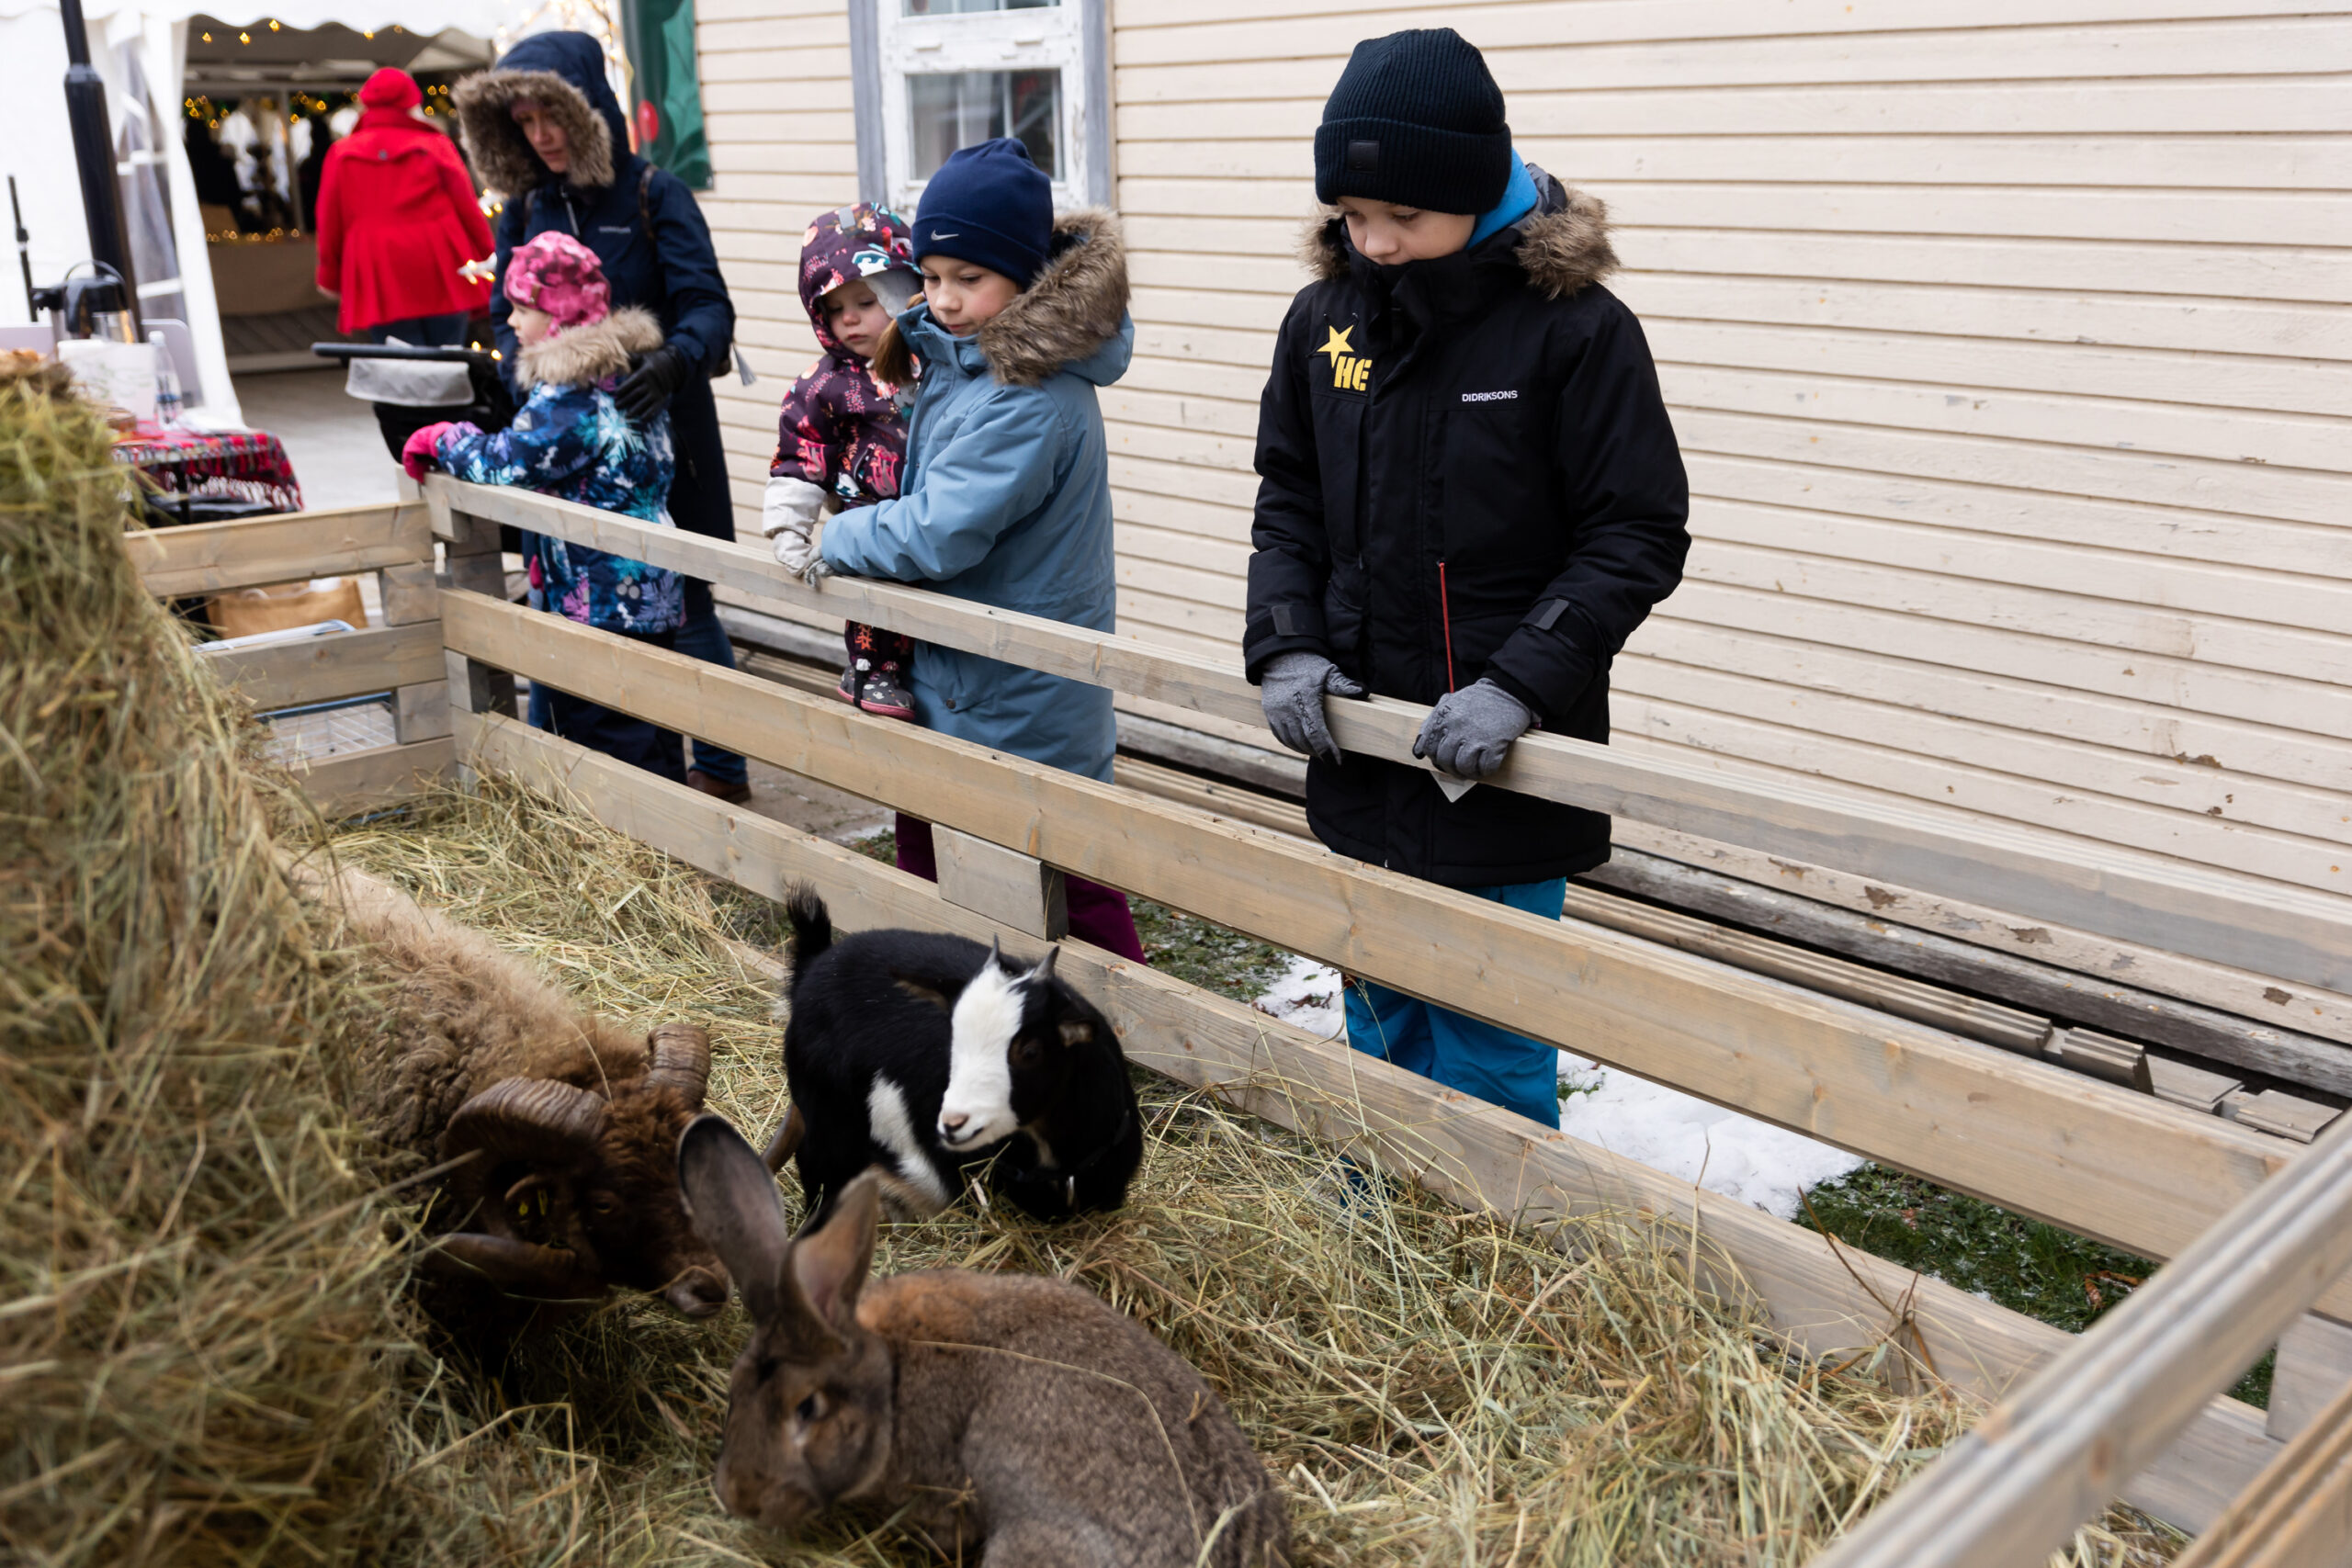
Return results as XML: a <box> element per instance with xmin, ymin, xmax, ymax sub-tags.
<box><xmin>2047</xmin><ymin>1029</ymin><xmax>2154</xmax><ymax>1094</ymax></box>
<box><xmin>1112</xmin><ymin>0</ymin><xmax>2347</xmax><ymax>41</ymax></box>
<box><xmin>2150</xmin><ymin>1055</ymin><xmax>2244</xmax><ymax>1115</ymax></box>
<box><xmin>1116</xmin><ymin>130</ymin><xmax>2352</xmax><ymax>197</ymax></box>
<box><xmin>2175</xmin><ymin>1370</ymin><xmax>2352</xmax><ymax>1568</ymax></box>
<box><xmin>197</xmin><ymin>623</ymin><xmax>444</xmax><ymax>711</ymax></box>
<box><xmin>393</xmin><ymin>682</ymin><xmax>451</xmax><ymax>744</ymax></box>
<box><xmin>454</xmin><ymin>705</ymin><xmax>2276</xmax><ymax>1531</ymax></box>
<box><xmin>1600</xmin><ymin>822</ymin><xmax>2352</xmax><ymax>1059</ymax></box>
<box><xmin>375</xmin><ymin>562</ymin><xmax>439</xmax><ymax>627</ymax></box>
<box><xmin>2270</xmin><ymin>1314</ymin><xmax>2352</xmax><ymax>1442</ymax></box>
<box><xmin>288</xmin><ymin>737</ymin><xmax>453</xmax><ymax>818</ymax></box>
<box><xmin>124</xmin><ymin>502</ymin><xmax>432</xmax><ymax>597</ymax></box>
<box><xmin>1812</xmin><ymin>1111</ymin><xmax>2352</xmax><ymax>1568</ymax></box>
<box><xmin>1626</xmin><ymin>615</ymin><xmax>2352</xmax><ymax>788</ymax></box>
<box><xmin>425</xmin><ymin>480</ymin><xmax>2352</xmax><ymax>995</ymax></box>
<box><xmin>2227</xmin><ymin>1090</ymin><xmax>2346</xmax><ymax>1145</ymax></box>
<box><xmin>1642</xmin><ymin>581</ymin><xmax>2352</xmax><ymax>753</ymax></box>
<box><xmin>436</xmin><ymin>589</ymin><xmax>2352</xmax><ymax>1323</ymax></box>
<box><xmin>933</xmin><ymin>828</ymin><xmax>1068</xmax><ymax>942</ymax></box>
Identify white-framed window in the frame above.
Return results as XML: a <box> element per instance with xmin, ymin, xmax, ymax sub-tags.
<box><xmin>850</xmin><ymin>0</ymin><xmax>1112</xmax><ymax>213</ymax></box>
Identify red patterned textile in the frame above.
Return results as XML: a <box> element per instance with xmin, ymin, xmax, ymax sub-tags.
<box><xmin>114</xmin><ymin>428</ymin><xmax>303</xmax><ymax>512</ymax></box>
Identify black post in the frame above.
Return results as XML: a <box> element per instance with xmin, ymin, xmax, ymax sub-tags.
<box><xmin>57</xmin><ymin>0</ymin><xmax>137</xmax><ymax>326</ymax></box>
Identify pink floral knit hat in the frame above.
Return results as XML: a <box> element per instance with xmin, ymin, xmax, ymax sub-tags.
<box><xmin>503</xmin><ymin>231</ymin><xmax>610</xmax><ymax>334</ymax></box>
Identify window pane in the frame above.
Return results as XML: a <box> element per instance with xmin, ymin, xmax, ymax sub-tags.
<box><xmin>909</xmin><ymin>70</ymin><xmax>1061</xmax><ymax>181</ymax></box>
<box><xmin>904</xmin><ymin>0</ymin><xmax>1055</xmax><ymax>14</ymax></box>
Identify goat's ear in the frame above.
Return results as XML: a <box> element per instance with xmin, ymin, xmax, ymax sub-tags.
<box><xmin>891</xmin><ymin>976</ymin><xmax>953</xmax><ymax>1011</ymax></box>
<box><xmin>787</xmin><ymin>1171</ymin><xmax>879</xmax><ymax>1337</ymax></box>
<box><xmin>1057</xmin><ymin>1019</ymin><xmax>1095</xmax><ymax>1047</ymax></box>
<box><xmin>676</xmin><ymin>1114</ymin><xmax>792</xmax><ymax>1322</ymax></box>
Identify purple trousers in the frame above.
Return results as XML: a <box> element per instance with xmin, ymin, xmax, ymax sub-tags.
<box><xmin>893</xmin><ymin>814</ymin><xmax>1147</xmax><ymax>964</ymax></box>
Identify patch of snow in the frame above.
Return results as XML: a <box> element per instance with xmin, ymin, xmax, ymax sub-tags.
<box><xmin>1555</xmin><ymin>1053</ymin><xmax>1863</xmax><ymax>1220</ymax></box>
<box><xmin>1255</xmin><ymin>956</ymin><xmax>1346</xmax><ymax>1039</ymax></box>
<box><xmin>1247</xmin><ymin>960</ymin><xmax>1863</xmax><ymax>1221</ymax></box>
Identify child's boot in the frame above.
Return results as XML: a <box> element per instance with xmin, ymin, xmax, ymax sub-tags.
<box><xmin>857</xmin><ymin>660</ymin><xmax>916</xmax><ymax>720</ymax></box>
<box><xmin>835</xmin><ymin>660</ymin><xmax>865</xmax><ymax>706</ymax></box>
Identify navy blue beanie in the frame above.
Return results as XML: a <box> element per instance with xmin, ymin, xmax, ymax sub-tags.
<box><xmin>1315</xmin><ymin>28</ymin><xmax>1510</xmax><ymax>215</ymax></box>
<box><xmin>911</xmin><ymin>138</ymin><xmax>1054</xmax><ymax>287</ymax></box>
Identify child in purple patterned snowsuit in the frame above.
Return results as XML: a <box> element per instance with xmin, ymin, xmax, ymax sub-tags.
<box><xmin>761</xmin><ymin>203</ymin><xmax>923</xmax><ymax>718</ymax></box>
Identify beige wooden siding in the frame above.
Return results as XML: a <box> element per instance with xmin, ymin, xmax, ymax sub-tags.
<box><xmin>691</xmin><ymin>0</ymin><xmax>863</xmax><ymax>548</ymax></box>
<box><xmin>1106</xmin><ymin>0</ymin><xmax>2352</xmax><ymax>908</ymax></box>
<box><xmin>695</xmin><ymin>1</ymin><xmax>2352</xmax><ymax>916</ymax></box>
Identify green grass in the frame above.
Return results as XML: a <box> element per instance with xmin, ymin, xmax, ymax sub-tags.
<box><xmin>1798</xmin><ymin>1166</ymin><xmax>2274</xmax><ymax>1407</ymax></box>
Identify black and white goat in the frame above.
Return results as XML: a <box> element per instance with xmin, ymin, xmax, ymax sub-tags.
<box><xmin>763</xmin><ymin>886</ymin><xmax>1141</xmax><ymax>1224</ymax></box>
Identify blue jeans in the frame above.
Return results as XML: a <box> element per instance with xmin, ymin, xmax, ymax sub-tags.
<box><xmin>526</xmin><ymin>582</ymin><xmax>745</xmax><ymax>786</ymax></box>
<box><xmin>1343</xmin><ymin>876</ymin><xmax>1569</xmax><ymax>1128</ymax></box>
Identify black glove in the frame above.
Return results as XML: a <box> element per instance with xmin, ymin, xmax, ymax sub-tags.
<box><xmin>1412</xmin><ymin>679</ymin><xmax>1534</xmax><ymax>780</ymax></box>
<box><xmin>1259</xmin><ymin>650</ymin><xmax>1367</xmax><ymax>766</ymax></box>
<box><xmin>613</xmin><ymin>343</ymin><xmax>693</xmax><ymax>423</ymax></box>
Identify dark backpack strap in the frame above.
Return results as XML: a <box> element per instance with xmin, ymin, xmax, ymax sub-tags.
<box><xmin>638</xmin><ymin>164</ymin><xmax>656</xmax><ymax>246</ymax></box>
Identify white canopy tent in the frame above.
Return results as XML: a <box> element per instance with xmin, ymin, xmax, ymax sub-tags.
<box><xmin>0</xmin><ymin>0</ymin><xmax>577</xmax><ymax>424</ymax></box>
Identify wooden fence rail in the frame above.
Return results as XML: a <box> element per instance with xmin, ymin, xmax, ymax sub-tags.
<box><xmin>128</xmin><ymin>504</ymin><xmax>452</xmax><ymax>818</ymax></box>
<box><xmin>425</xmin><ymin>476</ymin><xmax>2352</xmax><ymax>995</ymax></box>
<box><xmin>1815</xmin><ymin>1108</ymin><xmax>2352</xmax><ymax>1568</ymax></box>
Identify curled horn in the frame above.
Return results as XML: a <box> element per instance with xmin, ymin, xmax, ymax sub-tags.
<box><xmin>426</xmin><ymin>1232</ymin><xmax>605</xmax><ymax>1301</ymax></box>
<box><xmin>643</xmin><ymin>1021</ymin><xmax>712</xmax><ymax>1106</ymax></box>
<box><xmin>442</xmin><ymin>1077</ymin><xmax>608</xmax><ymax>1170</ymax></box>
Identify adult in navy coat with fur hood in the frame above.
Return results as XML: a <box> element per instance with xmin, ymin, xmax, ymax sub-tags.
<box><xmin>454</xmin><ymin>31</ymin><xmax>751</xmax><ymax>798</ymax></box>
<box><xmin>1245</xmin><ymin>153</ymin><xmax>1690</xmax><ymax>890</ymax></box>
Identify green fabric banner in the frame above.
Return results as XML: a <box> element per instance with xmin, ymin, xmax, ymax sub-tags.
<box><xmin>622</xmin><ymin>0</ymin><xmax>712</xmax><ymax>191</ymax></box>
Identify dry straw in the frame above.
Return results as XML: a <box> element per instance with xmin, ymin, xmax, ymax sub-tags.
<box><xmin>0</xmin><ymin>364</ymin><xmax>407</xmax><ymax>1563</ymax></box>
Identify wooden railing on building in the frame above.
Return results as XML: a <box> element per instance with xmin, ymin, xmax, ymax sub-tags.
<box><xmin>122</xmin><ymin>484</ymin><xmax>2352</xmax><ymax>1561</ymax></box>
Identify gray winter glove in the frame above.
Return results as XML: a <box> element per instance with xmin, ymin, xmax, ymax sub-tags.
<box><xmin>1412</xmin><ymin>679</ymin><xmax>1534</xmax><ymax>780</ymax></box>
<box><xmin>1259</xmin><ymin>650</ymin><xmax>1367</xmax><ymax>766</ymax></box>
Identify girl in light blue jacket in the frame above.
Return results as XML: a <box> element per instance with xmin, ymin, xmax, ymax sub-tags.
<box><xmin>817</xmin><ymin>138</ymin><xmax>1144</xmax><ymax>961</ymax></box>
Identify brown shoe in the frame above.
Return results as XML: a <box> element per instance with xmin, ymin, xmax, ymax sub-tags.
<box><xmin>686</xmin><ymin>768</ymin><xmax>752</xmax><ymax>805</ymax></box>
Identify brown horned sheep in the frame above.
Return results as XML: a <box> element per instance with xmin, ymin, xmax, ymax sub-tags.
<box><xmin>300</xmin><ymin>860</ymin><xmax>729</xmax><ymax>1321</ymax></box>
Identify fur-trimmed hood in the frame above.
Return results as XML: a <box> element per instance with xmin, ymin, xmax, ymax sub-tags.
<box><xmin>969</xmin><ymin>208</ymin><xmax>1131</xmax><ymax>388</ymax></box>
<box><xmin>514</xmin><ymin>305</ymin><xmax>663</xmax><ymax>389</ymax></box>
<box><xmin>453</xmin><ymin>30</ymin><xmax>625</xmax><ymax>197</ymax></box>
<box><xmin>1299</xmin><ymin>163</ymin><xmax>1616</xmax><ymax>300</ymax></box>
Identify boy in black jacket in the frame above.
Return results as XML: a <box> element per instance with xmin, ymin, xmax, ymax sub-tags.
<box><xmin>1244</xmin><ymin>28</ymin><xmax>1690</xmax><ymax>1127</ymax></box>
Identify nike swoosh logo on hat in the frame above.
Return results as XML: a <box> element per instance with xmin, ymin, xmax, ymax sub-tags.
<box><xmin>931</xmin><ymin>230</ymin><xmax>960</xmax><ymax>238</ymax></box>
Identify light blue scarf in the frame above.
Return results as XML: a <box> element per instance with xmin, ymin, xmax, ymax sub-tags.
<box><xmin>1467</xmin><ymin>151</ymin><xmax>1540</xmax><ymax>247</ymax></box>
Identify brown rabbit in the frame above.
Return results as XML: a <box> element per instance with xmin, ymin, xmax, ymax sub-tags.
<box><xmin>677</xmin><ymin>1114</ymin><xmax>1290</xmax><ymax>1566</ymax></box>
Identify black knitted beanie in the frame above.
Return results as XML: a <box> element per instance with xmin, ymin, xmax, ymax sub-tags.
<box><xmin>1314</xmin><ymin>28</ymin><xmax>1510</xmax><ymax>215</ymax></box>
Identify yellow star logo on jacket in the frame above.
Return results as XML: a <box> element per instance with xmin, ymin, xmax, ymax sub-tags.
<box><xmin>1317</xmin><ymin>323</ymin><xmax>1371</xmax><ymax>393</ymax></box>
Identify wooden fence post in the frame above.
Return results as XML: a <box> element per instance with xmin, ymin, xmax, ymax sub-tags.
<box><xmin>933</xmin><ymin>827</ymin><xmax>1069</xmax><ymax>942</ymax></box>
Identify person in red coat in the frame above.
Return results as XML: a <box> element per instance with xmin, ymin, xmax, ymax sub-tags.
<box><xmin>314</xmin><ymin>68</ymin><xmax>493</xmax><ymax>344</ymax></box>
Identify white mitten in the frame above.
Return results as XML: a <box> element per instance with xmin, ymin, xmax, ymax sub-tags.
<box><xmin>761</xmin><ymin>475</ymin><xmax>827</xmax><ymax>576</ymax></box>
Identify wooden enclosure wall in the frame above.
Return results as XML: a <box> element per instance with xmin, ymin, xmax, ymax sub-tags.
<box><xmin>686</xmin><ymin>2</ymin><xmax>2352</xmax><ymax>915</ymax></box>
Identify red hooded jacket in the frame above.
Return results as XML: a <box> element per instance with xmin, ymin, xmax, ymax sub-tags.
<box><xmin>314</xmin><ymin>73</ymin><xmax>492</xmax><ymax>334</ymax></box>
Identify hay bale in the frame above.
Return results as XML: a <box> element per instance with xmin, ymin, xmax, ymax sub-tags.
<box><xmin>327</xmin><ymin>781</ymin><xmax>2185</xmax><ymax>1567</ymax></box>
<box><xmin>0</xmin><ymin>371</ymin><xmax>405</xmax><ymax>1564</ymax></box>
